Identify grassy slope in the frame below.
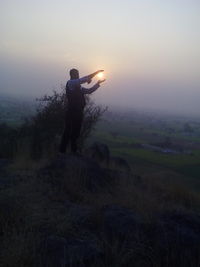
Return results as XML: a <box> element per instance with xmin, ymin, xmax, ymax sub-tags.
<box><xmin>90</xmin><ymin>118</ymin><xmax>200</xmax><ymax>192</ymax></box>
<box><xmin>1</xmin><ymin>110</ymin><xmax>200</xmax><ymax>266</ymax></box>
<box><xmin>1</xmin><ymin>153</ymin><xmax>200</xmax><ymax>266</ymax></box>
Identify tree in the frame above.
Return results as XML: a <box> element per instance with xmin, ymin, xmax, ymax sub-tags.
<box><xmin>0</xmin><ymin>123</ymin><xmax>18</xmax><ymax>158</ymax></box>
<box><xmin>20</xmin><ymin>87</ymin><xmax>106</xmax><ymax>159</ymax></box>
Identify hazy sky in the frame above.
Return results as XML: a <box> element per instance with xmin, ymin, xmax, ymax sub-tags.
<box><xmin>0</xmin><ymin>0</ymin><xmax>200</xmax><ymax>115</ymax></box>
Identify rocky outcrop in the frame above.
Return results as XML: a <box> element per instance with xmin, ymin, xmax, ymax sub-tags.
<box><xmin>143</xmin><ymin>209</ymin><xmax>200</xmax><ymax>267</ymax></box>
<box><xmin>109</xmin><ymin>156</ymin><xmax>131</xmax><ymax>172</ymax></box>
<box><xmin>38</xmin><ymin>154</ymin><xmax>115</xmax><ymax>193</ymax></box>
<box><xmin>85</xmin><ymin>142</ymin><xmax>110</xmax><ymax>166</ymax></box>
<box><xmin>102</xmin><ymin>205</ymin><xmax>141</xmax><ymax>242</ymax></box>
<box><xmin>64</xmin><ymin>200</ymin><xmax>93</xmax><ymax>228</ymax></box>
<box><xmin>2</xmin><ymin>152</ymin><xmax>200</xmax><ymax>267</ymax></box>
<box><xmin>86</xmin><ymin>142</ymin><xmax>132</xmax><ymax>173</ymax></box>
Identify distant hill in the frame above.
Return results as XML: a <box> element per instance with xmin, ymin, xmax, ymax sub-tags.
<box><xmin>0</xmin><ymin>94</ymin><xmax>36</xmax><ymax>126</ymax></box>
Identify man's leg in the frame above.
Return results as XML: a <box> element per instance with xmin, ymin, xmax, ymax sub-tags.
<box><xmin>70</xmin><ymin>111</ymin><xmax>83</xmax><ymax>153</ymax></box>
<box><xmin>59</xmin><ymin>111</ymin><xmax>71</xmax><ymax>153</ymax></box>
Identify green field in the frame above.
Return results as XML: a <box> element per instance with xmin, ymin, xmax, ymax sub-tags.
<box><xmin>90</xmin><ymin>113</ymin><xmax>200</xmax><ymax>191</ymax></box>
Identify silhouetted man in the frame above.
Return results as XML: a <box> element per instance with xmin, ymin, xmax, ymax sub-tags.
<box><xmin>59</xmin><ymin>69</ymin><xmax>105</xmax><ymax>154</ymax></box>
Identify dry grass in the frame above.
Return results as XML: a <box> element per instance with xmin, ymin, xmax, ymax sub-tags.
<box><xmin>1</xmin><ymin>155</ymin><xmax>200</xmax><ymax>266</ymax></box>
<box><xmin>0</xmin><ymin>226</ymin><xmax>39</xmax><ymax>267</ymax></box>
<box><xmin>0</xmin><ymin>168</ymin><xmax>75</xmax><ymax>267</ymax></box>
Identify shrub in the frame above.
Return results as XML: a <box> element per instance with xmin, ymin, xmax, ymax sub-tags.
<box><xmin>19</xmin><ymin>87</ymin><xmax>106</xmax><ymax>159</ymax></box>
<box><xmin>0</xmin><ymin>123</ymin><xmax>18</xmax><ymax>158</ymax></box>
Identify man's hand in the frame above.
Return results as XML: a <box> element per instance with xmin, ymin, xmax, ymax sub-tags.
<box><xmin>88</xmin><ymin>70</ymin><xmax>104</xmax><ymax>81</ymax></box>
<box><xmin>97</xmin><ymin>70</ymin><xmax>104</xmax><ymax>74</ymax></box>
<box><xmin>97</xmin><ymin>79</ymin><xmax>106</xmax><ymax>84</ymax></box>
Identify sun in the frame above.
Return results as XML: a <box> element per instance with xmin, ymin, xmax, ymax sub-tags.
<box><xmin>97</xmin><ymin>72</ymin><xmax>104</xmax><ymax>79</ymax></box>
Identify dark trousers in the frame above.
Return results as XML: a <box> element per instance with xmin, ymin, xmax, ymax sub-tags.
<box><xmin>59</xmin><ymin>109</ymin><xmax>83</xmax><ymax>153</ymax></box>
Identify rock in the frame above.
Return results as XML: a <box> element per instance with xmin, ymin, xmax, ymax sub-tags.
<box><xmin>142</xmin><ymin>210</ymin><xmax>200</xmax><ymax>267</ymax></box>
<box><xmin>38</xmin><ymin>154</ymin><xmax>114</xmax><ymax>192</ymax></box>
<box><xmin>64</xmin><ymin>200</ymin><xmax>93</xmax><ymax>228</ymax></box>
<box><xmin>109</xmin><ymin>156</ymin><xmax>131</xmax><ymax>172</ymax></box>
<box><xmin>85</xmin><ymin>142</ymin><xmax>110</xmax><ymax>167</ymax></box>
<box><xmin>42</xmin><ymin>236</ymin><xmax>102</xmax><ymax>267</ymax></box>
<box><xmin>103</xmin><ymin>205</ymin><xmax>141</xmax><ymax>242</ymax></box>
<box><xmin>159</xmin><ymin>209</ymin><xmax>200</xmax><ymax>246</ymax></box>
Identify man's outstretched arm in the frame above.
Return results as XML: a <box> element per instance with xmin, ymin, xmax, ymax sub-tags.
<box><xmin>79</xmin><ymin>70</ymin><xmax>104</xmax><ymax>84</ymax></box>
<box><xmin>68</xmin><ymin>71</ymin><xmax>104</xmax><ymax>88</ymax></box>
<box><xmin>82</xmin><ymin>79</ymin><xmax>106</xmax><ymax>94</ymax></box>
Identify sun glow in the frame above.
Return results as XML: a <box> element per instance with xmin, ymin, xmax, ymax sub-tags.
<box><xmin>97</xmin><ymin>72</ymin><xmax>104</xmax><ymax>80</ymax></box>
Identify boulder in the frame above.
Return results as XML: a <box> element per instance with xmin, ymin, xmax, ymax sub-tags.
<box><xmin>38</xmin><ymin>154</ymin><xmax>114</xmax><ymax>192</ymax></box>
<box><xmin>102</xmin><ymin>205</ymin><xmax>141</xmax><ymax>242</ymax></box>
<box><xmin>64</xmin><ymin>200</ymin><xmax>93</xmax><ymax>229</ymax></box>
<box><xmin>143</xmin><ymin>210</ymin><xmax>200</xmax><ymax>267</ymax></box>
<box><xmin>85</xmin><ymin>142</ymin><xmax>110</xmax><ymax>167</ymax></box>
<box><xmin>159</xmin><ymin>209</ymin><xmax>200</xmax><ymax>246</ymax></box>
<box><xmin>109</xmin><ymin>156</ymin><xmax>131</xmax><ymax>172</ymax></box>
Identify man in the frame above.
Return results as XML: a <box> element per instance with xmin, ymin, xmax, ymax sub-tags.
<box><xmin>59</xmin><ymin>68</ymin><xmax>105</xmax><ymax>154</ymax></box>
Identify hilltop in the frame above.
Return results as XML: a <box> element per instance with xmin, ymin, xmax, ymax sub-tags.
<box><xmin>0</xmin><ymin>145</ymin><xmax>200</xmax><ymax>267</ymax></box>
<box><xmin>0</xmin><ymin>95</ymin><xmax>200</xmax><ymax>266</ymax></box>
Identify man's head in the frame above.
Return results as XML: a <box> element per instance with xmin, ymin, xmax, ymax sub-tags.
<box><xmin>70</xmin><ymin>68</ymin><xmax>79</xmax><ymax>79</ymax></box>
